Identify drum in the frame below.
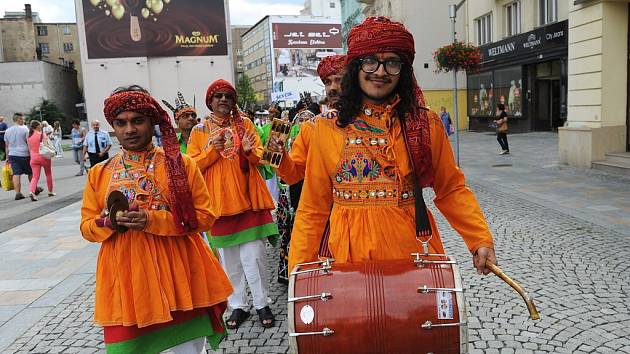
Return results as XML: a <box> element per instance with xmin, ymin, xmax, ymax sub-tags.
<box><xmin>288</xmin><ymin>255</ymin><xmax>468</xmax><ymax>354</ymax></box>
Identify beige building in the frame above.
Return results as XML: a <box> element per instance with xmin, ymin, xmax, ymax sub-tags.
<box><xmin>33</xmin><ymin>23</ymin><xmax>83</xmax><ymax>90</ymax></box>
<box><xmin>0</xmin><ymin>5</ymin><xmax>38</xmax><ymax>62</ymax></box>
<box><xmin>559</xmin><ymin>0</ymin><xmax>629</xmax><ymax>171</ymax></box>
<box><xmin>231</xmin><ymin>25</ymin><xmax>250</xmax><ymax>81</ymax></box>
<box><xmin>241</xmin><ymin>17</ymin><xmax>272</xmax><ymax>103</ymax></box>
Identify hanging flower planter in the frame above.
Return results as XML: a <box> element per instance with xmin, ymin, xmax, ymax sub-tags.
<box><xmin>433</xmin><ymin>41</ymin><xmax>481</xmax><ymax>73</ymax></box>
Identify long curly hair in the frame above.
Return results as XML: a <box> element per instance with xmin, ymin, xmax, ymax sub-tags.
<box><xmin>336</xmin><ymin>57</ymin><xmax>418</xmax><ymax>128</ymax></box>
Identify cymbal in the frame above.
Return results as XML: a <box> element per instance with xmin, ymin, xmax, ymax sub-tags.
<box><xmin>107</xmin><ymin>190</ymin><xmax>127</xmax><ymax>211</ymax></box>
<box><xmin>109</xmin><ymin>200</ymin><xmax>129</xmax><ymax>233</ymax></box>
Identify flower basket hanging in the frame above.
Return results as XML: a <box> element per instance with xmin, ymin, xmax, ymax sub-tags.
<box><xmin>433</xmin><ymin>41</ymin><xmax>481</xmax><ymax>73</ymax></box>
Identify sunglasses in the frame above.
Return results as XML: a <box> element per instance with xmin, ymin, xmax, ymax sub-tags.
<box><xmin>213</xmin><ymin>92</ymin><xmax>235</xmax><ymax>100</ymax></box>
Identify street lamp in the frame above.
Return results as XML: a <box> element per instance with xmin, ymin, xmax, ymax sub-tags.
<box><xmin>449</xmin><ymin>0</ymin><xmax>466</xmax><ymax>166</ymax></box>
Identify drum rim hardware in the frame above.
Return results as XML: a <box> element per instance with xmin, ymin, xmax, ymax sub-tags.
<box><xmin>288</xmin><ymin>327</ymin><xmax>335</xmax><ymax>337</ymax></box>
<box><xmin>288</xmin><ymin>292</ymin><xmax>332</xmax><ymax>303</ymax></box>
<box><xmin>290</xmin><ymin>258</ymin><xmax>334</xmax><ymax>276</ymax></box>
<box><xmin>421</xmin><ymin>320</ymin><xmax>467</xmax><ymax>330</ymax></box>
<box><xmin>417</xmin><ymin>285</ymin><xmax>463</xmax><ymax>294</ymax></box>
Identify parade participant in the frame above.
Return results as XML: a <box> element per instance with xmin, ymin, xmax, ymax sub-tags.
<box><xmin>268</xmin><ymin>54</ymin><xmax>346</xmax><ymax>185</ymax></box>
<box><xmin>80</xmin><ymin>85</ymin><xmax>232</xmax><ymax>354</ymax></box>
<box><xmin>161</xmin><ymin>92</ymin><xmax>197</xmax><ymax>154</ymax></box>
<box><xmin>288</xmin><ymin>17</ymin><xmax>496</xmax><ymax>274</ymax></box>
<box><xmin>187</xmin><ymin>79</ymin><xmax>278</xmax><ymax>329</ymax></box>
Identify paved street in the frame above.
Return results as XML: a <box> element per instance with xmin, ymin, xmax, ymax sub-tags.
<box><xmin>0</xmin><ymin>131</ymin><xmax>629</xmax><ymax>353</ymax></box>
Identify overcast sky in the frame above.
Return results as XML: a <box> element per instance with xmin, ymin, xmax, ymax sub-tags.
<box><xmin>0</xmin><ymin>0</ymin><xmax>304</xmax><ymax>25</ymax></box>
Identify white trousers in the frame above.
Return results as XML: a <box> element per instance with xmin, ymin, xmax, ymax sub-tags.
<box><xmin>265</xmin><ymin>174</ymin><xmax>280</xmax><ymax>205</ymax></box>
<box><xmin>168</xmin><ymin>337</ymin><xmax>206</xmax><ymax>354</ymax></box>
<box><xmin>218</xmin><ymin>239</ymin><xmax>270</xmax><ymax>310</ymax></box>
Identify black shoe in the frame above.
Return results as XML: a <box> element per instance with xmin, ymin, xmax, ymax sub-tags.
<box><xmin>34</xmin><ymin>186</ymin><xmax>44</xmax><ymax>195</ymax></box>
<box><xmin>15</xmin><ymin>193</ymin><xmax>25</xmax><ymax>200</ymax></box>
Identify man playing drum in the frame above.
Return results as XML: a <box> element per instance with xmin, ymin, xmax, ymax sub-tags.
<box><xmin>288</xmin><ymin>16</ymin><xmax>497</xmax><ymax>275</ymax></box>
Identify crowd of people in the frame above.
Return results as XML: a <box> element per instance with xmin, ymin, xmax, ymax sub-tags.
<box><xmin>74</xmin><ymin>16</ymin><xmax>499</xmax><ymax>354</ymax></box>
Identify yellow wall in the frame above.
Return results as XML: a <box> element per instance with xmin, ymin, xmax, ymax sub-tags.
<box><xmin>424</xmin><ymin>89</ymin><xmax>469</xmax><ymax>130</ymax></box>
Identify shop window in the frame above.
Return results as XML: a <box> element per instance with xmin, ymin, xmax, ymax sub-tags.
<box><xmin>505</xmin><ymin>1</ymin><xmax>521</xmax><ymax>37</ymax></box>
<box><xmin>539</xmin><ymin>0</ymin><xmax>557</xmax><ymax>25</ymax></box>
<box><xmin>467</xmin><ymin>71</ymin><xmax>494</xmax><ymax>116</ymax></box>
<box><xmin>495</xmin><ymin>66</ymin><xmax>523</xmax><ymax>117</ymax></box>
<box><xmin>475</xmin><ymin>13</ymin><xmax>492</xmax><ymax>45</ymax></box>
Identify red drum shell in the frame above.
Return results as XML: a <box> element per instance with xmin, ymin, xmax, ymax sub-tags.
<box><xmin>288</xmin><ymin>258</ymin><xmax>468</xmax><ymax>354</ymax></box>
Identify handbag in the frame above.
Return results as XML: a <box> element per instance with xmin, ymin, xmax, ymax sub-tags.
<box><xmin>39</xmin><ymin>133</ymin><xmax>56</xmax><ymax>160</ymax></box>
<box><xmin>497</xmin><ymin>121</ymin><xmax>508</xmax><ymax>134</ymax></box>
<box><xmin>2</xmin><ymin>162</ymin><xmax>14</xmax><ymax>191</ymax></box>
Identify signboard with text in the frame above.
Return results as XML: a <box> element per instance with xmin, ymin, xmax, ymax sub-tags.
<box><xmin>81</xmin><ymin>0</ymin><xmax>228</xmax><ymax>59</ymax></box>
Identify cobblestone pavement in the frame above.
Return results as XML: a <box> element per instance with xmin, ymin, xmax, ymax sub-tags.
<box><xmin>4</xmin><ymin>179</ymin><xmax>630</xmax><ymax>353</ymax></box>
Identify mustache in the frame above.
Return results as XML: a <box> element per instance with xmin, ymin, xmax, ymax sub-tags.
<box><xmin>365</xmin><ymin>74</ymin><xmax>392</xmax><ymax>83</ymax></box>
<box><xmin>328</xmin><ymin>90</ymin><xmax>339</xmax><ymax>97</ymax></box>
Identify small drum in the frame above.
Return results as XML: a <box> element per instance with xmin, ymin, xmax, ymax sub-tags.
<box><xmin>288</xmin><ymin>254</ymin><xmax>468</xmax><ymax>354</ymax></box>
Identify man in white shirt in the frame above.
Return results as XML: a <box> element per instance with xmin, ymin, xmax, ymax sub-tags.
<box><xmin>4</xmin><ymin>113</ymin><xmax>41</xmax><ymax>200</ymax></box>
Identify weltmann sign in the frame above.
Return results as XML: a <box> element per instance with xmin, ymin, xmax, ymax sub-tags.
<box><xmin>481</xmin><ymin>20</ymin><xmax>567</xmax><ymax>63</ymax></box>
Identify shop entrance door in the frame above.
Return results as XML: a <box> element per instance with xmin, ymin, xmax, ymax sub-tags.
<box><xmin>534</xmin><ymin>79</ymin><xmax>561</xmax><ymax>131</ymax></box>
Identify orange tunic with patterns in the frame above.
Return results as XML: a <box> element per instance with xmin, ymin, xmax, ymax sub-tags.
<box><xmin>187</xmin><ymin>116</ymin><xmax>275</xmax><ymax>217</ymax></box>
<box><xmin>80</xmin><ymin>147</ymin><xmax>233</xmax><ymax>328</ymax></box>
<box><xmin>288</xmin><ymin>103</ymin><xmax>494</xmax><ymax>271</ymax></box>
<box><xmin>277</xmin><ymin>110</ymin><xmax>339</xmax><ymax>185</ymax></box>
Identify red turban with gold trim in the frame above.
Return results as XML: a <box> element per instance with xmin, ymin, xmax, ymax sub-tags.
<box><xmin>104</xmin><ymin>90</ymin><xmax>198</xmax><ymax>233</ymax></box>
<box><xmin>346</xmin><ymin>16</ymin><xmax>415</xmax><ymax>65</ymax></box>
<box><xmin>317</xmin><ymin>54</ymin><xmax>346</xmax><ymax>81</ymax></box>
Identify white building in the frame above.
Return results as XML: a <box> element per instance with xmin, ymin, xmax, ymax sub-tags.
<box><xmin>301</xmin><ymin>0</ymin><xmax>342</xmax><ymax>18</ymax></box>
<box><xmin>74</xmin><ymin>0</ymin><xmax>234</xmax><ymax>130</ymax></box>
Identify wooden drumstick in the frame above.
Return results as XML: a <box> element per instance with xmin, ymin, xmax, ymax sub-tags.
<box><xmin>485</xmin><ymin>261</ymin><xmax>540</xmax><ymax>320</ymax></box>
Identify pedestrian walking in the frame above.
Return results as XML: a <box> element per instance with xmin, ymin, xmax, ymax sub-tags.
<box><xmin>188</xmin><ymin>79</ymin><xmax>278</xmax><ymax>330</ymax></box>
<box><xmin>289</xmin><ymin>15</ymin><xmax>496</xmax><ymax>274</ymax></box>
<box><xmin>41</xmin><ymin>120</ymin><xmax>53</xmax><ymax>137</ymax></box>
<box><xmin>0</xmin><ymin>115</ymin><xmax>8</xmax><ymax>161</ymax></box>
<box><xmin>81</xmin><ymin>85</ymin><xmax>232</xmax><ymax>354</ymax></box>
<box><xmin>52</xmin><ymin>120</ymin><xmax>64</xmax><ymax>157</ymax></box>
<box><xmin>26</xmin><ymin>120</ymin><xmax>55</xmax><ymax>201</ymax></box>
<box><xmin>494</xmin><ymin>103</ymin><xmax>510</xmax><ymax>155</ymax></box>
<box><xmin>70</xmin><ymin>120</ymin><xmax>87</xmax><ymax>175</ymax></box>
<box><xmin>440</xmin><ymin>106</ymin><xmax>454</xmax><ymax>136</ymax></box>
<box><xmin>82</xmin><ymin>120</ymin><xmax>112</xmax><ymax>167</ymax></box>
<box><xmin>3</xmin><ymin>113</ymin><xmax>41</xmax><ymax>200</ymax></box>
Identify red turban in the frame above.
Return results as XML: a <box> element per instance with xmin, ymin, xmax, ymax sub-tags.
<box><xmin>206</xmin><ymin>79</ymin><xmax>237</xmax><ymax>110</ymax></box>
<box><xmin>347</xmin><ymin>16</ymin><xmax>415</xmax><ymax>65</ymax></box>
<box><xmin>317</xmin><ymin>54</ymin><xmax>346</xmax><ymax>81</ymax></box>
<box><xmin>347</xmin><ymin>16</ymin><xmax>433</xmax><ymax>189</ymax></box>
<box><xmin>104</xmin><ymin>90</ymin><xmax>198</xmax><ymax>233</ymax></box>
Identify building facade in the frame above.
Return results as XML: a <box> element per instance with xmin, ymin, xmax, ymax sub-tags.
<box><xmin>0</xmin><ymin>5</ymin><xmax>38</xmax><ymax>62</ymax></box>
<box><xmin>465</xmin><ymin>0</ymin><xmax>569</xmax><ymax>133</ymax></box>
<box><xmin>301</xmin><ymin>0</ymin><xmax>342</xmax><ymax>17</ymax></box>
<box><xmin>559</xmin><ymin>0</ymin><xmax>629</xmax><ymax>167</ymax></box>
<box><xmin>33</xmin><ymin>23</ymin><xmax>82</xmax><ymax>90</ymax></box>
<box><xmin>231</xmin><ymin>25</ymin><xmax>250</xmax><ymax>81</ymax></box>
<box><xmin>242</xmin><ymin>15</ymin><xmax>342</xmax><ymax>105</ymax></box>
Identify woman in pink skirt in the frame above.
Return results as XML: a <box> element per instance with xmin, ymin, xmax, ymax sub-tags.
<box><xmin>27</xmin><ymin>120</ymin><xmax>55</xmax><ymax>201</ymax></box>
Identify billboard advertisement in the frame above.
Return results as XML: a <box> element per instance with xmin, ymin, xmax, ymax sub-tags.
<box><xmin>270</xmin><ymin>19</ymin><xmax>343</xmax><ymax>103</ymax></box>
<box><xmin>81</xmin><ymin>0</ymin><xmax>228</xmax><ymax>59</ymax></box>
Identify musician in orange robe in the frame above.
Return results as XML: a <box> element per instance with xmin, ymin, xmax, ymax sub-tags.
<box><xmin>80</xmin><ymin>85</ymin><xmax>232</xmax><ymax>353</ymax></box>
<box><xmin>271</xmin><ymin>54</ymin><xmax>347</xmax><ymax>185</ymax></box>
<box><xmin>187</xmin><ymin>79</ymin><xmax>278</xmax><ymax>329</ymax></box>
<box><xmin>288</xmin><ymin>17</ymin><xmax>497</xmax><ymax>274</ymax></box>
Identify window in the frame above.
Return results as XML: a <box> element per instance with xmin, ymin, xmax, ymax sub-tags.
<box><xmin>63</xmin><ymin>43</ymin><xmax>73</xmax><ymax>52</ymax></box>
<box><xmin>330</xmin><ymin>2</ymin><xmax>336</xmax><ymax>8</ymax></box>
<box><xmin>505</xmin><ymin>1</ymin><xmax>521</xmax><ymax>37</ymax></box>
<box><xmin>539</xmin><ymin>0</ymin><xmax>557</xmax><ymax>25</ymax></box>
<box><xmin>63</xmin><ymin>25</ymin><xmax>71</xmax><ymax>35</ymax></box>
<box><xmin>475</xmin><ymin>13</ymin><xmax>492</xmax><ymax>45</ymax></box>
<box><xmin>39</xmin><ymin>43</ymin><xmax>49</xmax><ymax>54</ymax></box>
<box><xmin>36</xmin><ymin>26</ymin><xmax>48</xmax><ymax>36</ymax></box>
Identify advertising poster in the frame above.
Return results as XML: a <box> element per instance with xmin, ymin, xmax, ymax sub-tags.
<box><xmin>270</xmin><ymin>20</ymin><xmax>343</xmax><ymax>102</ymax></box>
<box><xmin>82</xmin><ymin>0</ymin><xmax>228</xmax><ymax>59</ymax></box>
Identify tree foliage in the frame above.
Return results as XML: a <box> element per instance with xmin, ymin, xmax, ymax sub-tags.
<box><xmin>236</xmin><ymin>74</ymin><xmax>257</xmax><ymax>111</ymax></box>
<box><xmin>28</xmin><ymin>99</ymin><xmax>71</xmax><ymax>134</ymax></box>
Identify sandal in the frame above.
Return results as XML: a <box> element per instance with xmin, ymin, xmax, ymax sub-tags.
<box><xmin>256</xmin><ymin>306</ymin><xmax>275</xmax><ymax>328</ymax></box>
<box><xmin>226</xmin><ymin>308</ymin><xmax>250</xmax><ymax>329</ymax></box>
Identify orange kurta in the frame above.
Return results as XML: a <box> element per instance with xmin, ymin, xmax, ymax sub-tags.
<box><xmin>187</xmin><ymin>116</ymin><xmax>275</xmax><ymax>217</ymax></box>
<box><xmin>288</xmin><ymin>103</ymin><xmax>494</xmax><ymax>271</ymax></box>
<box><xmin>80</xmin><ymin>147</ymin><xmax>233</xmax><ymax>328</ymax></box>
